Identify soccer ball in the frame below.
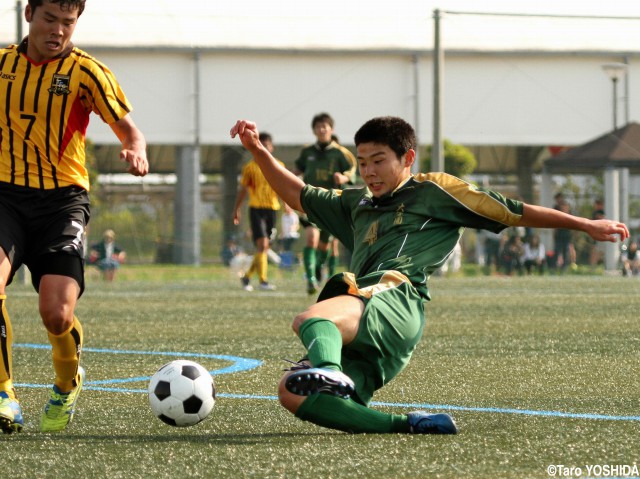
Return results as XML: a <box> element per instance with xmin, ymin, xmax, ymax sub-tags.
<box><xmin>148</xmin><ymin>360</ymin><xmax>216</xmax><ymax>427</ymax></box>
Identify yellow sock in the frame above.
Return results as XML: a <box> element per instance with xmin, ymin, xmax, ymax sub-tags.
<box><xmin>48</xmin><ymin>316</ymin><xmax>83</xmax><ymax>393</ymax></box>
<box><xmin>256</xmin><ymin>252</ymin><xmax>268</xmax><ymax>283</ymax></box>
<box><xmin>0</xmin><ymin>295</ymin><xmax>16</xmax><ymax>399</ymax></box>
<box><xmin>245</xmin><ymin>254</ymin><xmax>258</xmax><ymax>278</ymax></box>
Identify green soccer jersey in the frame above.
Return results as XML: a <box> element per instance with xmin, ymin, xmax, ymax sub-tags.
<box><xmin>300</xmin><ymin>172</ymin><xmax>524</xmax><ymax>300</ymax></box>
<box><xmin>294</xmin><ymin>141</ymin><xmax>356</xmax><ymax>189</ymax></box>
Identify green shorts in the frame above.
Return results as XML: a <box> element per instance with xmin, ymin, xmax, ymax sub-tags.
<box><xmin>318</xmin><ymin>271</ymin><xmax>426</xmax><ymax>406</ymax></box>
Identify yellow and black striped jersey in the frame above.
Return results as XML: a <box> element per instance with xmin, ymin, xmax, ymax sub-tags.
<box><xmin>0</xmin><ymin>40</ymin><xmax>132</xmax><ymax>190</ymax></box>
<box><xmin>240</xmin><ymin>159</ymin><xmax>283</xmax><ymax>210</ymax></box>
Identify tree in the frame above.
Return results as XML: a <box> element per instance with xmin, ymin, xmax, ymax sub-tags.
<box><xmin>422</xmin><ymin>140</ymin><xmax>477</xmax><ymax>178</ymax></box>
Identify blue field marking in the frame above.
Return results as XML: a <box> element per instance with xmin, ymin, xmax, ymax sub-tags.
<box><xmin>14</xmin><ymin>343</ymin><xmax>263</xmax><ymax>387</ymax></box>
<box><xmin>367</xmin><ymin>401</ymin><xmax>640</xmax><ymax>422</ymax></box>
<box><xmin>215</xmin><ymin>395</ymin><xmax>640</xmax><ymax>422</ymax></box>
<box><xmin>14</xmin><ymin>344</ymin><xmax>640</xmax><ymax>423</ymax></box>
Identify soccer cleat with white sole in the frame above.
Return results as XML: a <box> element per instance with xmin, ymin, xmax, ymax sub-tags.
<box><xmin>0</xmin><ymin>391</ymin><xmax>24</xmax><ymax>434</ymax></box>
<box><xmin>240</xmin><ymin>276</ymin><xmax>253</xmax><ymax>291</ymax></box>
<box><xmin>41</xmin><ymin>367</ymin><xmax>85</xmax><ymax>432</ymax></box>
<box><xmin>259</xmin><ymin>282</ymin><xmax>276</xmax><ymax>291</ymax></box>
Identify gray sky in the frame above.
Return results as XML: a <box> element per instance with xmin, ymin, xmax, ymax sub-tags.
<box><xmin>2</xmin><ymin>0</ymin><xmax>640</xmax><ymax>51</ymax></box>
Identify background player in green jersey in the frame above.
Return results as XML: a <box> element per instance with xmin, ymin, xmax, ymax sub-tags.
<box><xmin>230</xmin><ymin>117</ymin><xmax>628</xmax><ymax>435</ymax></box>
<box><xmin>0</xmin><ymin>0</ymin><xmax>148</xmax><ymax>434</ymax></box>
<box><xmin>293</xmin><ymin>113</ymin><xmax>356</xmax><ymax>294</ymax></box>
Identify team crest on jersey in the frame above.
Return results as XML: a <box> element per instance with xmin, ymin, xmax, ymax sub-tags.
<box><xmin>394</xmin><ymin>203</ymin><xmax>405</xmax><ymax>225</ymax></box>
<box><xmin>364</xmin><ymin>221</ymin><xmax>378</xmax><ymax>246</ymax></box>
<box><xmin>48</xmin><ymin>74</ymin><xmax>71</xmax><ymax>96</ymax></box>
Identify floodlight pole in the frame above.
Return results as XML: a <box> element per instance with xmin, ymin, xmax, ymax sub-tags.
<box><xmin>602</xmin><ymin>62</ymin><xmax>628</xmax><ymax>131</ymax></box>
<box><xmin>612</xmin><ymin>77</ymin><xmax>619</xmax><ymax>130</ymax></box>
<box><xmin>16</xmin><ymin>1</ymin><xmax>23</xmax><ymax>42</ymax></box>
<box><xmin>432</xmin><ymin>9</ymin><xmax>444</xmax><ymax>173</ymax></box>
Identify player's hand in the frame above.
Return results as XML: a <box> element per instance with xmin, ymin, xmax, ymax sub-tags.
<box><xmin>333</xmin><ymin>172</ymin><xmax>348</xmax><ymax>186</ymax></box>
<box><xmin>121</xmin><ymin>149</ymin><xmax>149</xmax><ymax>177</ymax></box>
<box><xmin>230</xmin><ymin>120</ymin><xmax>260</xmax><ymax>153</ymax></box>
<box><xmin>588</xmin><ymin>218</ymin><xmax>629</xmax><ymax>242</ymax></box>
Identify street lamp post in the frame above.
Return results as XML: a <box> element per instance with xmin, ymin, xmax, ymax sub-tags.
<box><xmin>600</xmin><ymin>62</ymin><xmax>628</xmax><ymax>273</ymax></box>
<box><xmin>601</xmin><ymin>62</ymin><xmax>628</xmax><ymax>131</ymax></box>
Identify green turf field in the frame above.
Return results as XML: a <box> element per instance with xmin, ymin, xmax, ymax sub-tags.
<box><xmin>1</xmin><ymin>265</ymin><xmax>639</xmax><ymax>478</ymax></box>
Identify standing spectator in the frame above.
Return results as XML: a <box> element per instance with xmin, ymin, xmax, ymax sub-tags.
<box><xmin>500</xmin><ymin>234</ymin><xmax>524</xmax><ymax>276</ymax></box>
<box><xmin>232</xmin><ymin>132</ymin><xmax>282</xmax><ymax>291</ymax></box>
<box><xmin>483</xmin><ymin>230</ymin><xmax>504</xmax><ymax>275</ymax></box>
<box><xmin>89</xmin><ymin>230</ymin><xmax>126</xmax><ymax>282</ymax></box>
<box><xmin>0</xmin><ymin>0</ymin><xmax>149</xmax><ymax>434</ymax></box>
<box><xmin>589</xmin><ymin>198</ymin><xmax>606</xmax><ymax>269</ymax></box>
<box><xmin>293</xmin><ymin>113</ymin><xmax>356</xmax><ymax>294</ymax></box>
<box><xmin>221</xmin><ymin>235</ymin><xmax>244</xmax><ymax>267</ymax></box>
<box><xmin>553</xmin><ymin>200</ymin><xmax>575</xmax><ymax>272</ymax></box>
<box><xmin>522</xmin><ymin>234</ymin><xmax>546</xmax><ymax>275</ymax></box>
<box><xmin>279</xmin><ymin>203</ymin><xmax>300</xmax><ymax>253</ymax></box>
<box><xmin>277</xmin><ymin>203</ymin><xmax>301</xmax><ymax>269</ymax></box>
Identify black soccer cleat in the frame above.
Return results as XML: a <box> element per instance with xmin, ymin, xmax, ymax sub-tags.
<box><xmin>285</xmin><ymin>367</ymin><xmax>355</xmax><ymax>399</ymax></box>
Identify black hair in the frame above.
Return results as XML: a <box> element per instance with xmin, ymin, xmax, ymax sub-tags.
<box><xmin>311</xmin><ymin>112</ymin><xmax>334</xmax><ymax>129</ymax></box>
<box><xmin>28</xmin><ymin>0</ymin><xmax>86</xmax><ymax>16</ymax></box>
<box><xmin>258</xmin><ymin>132</ymin><xmax>272</xmax><ymax>144</ymax></box>
<box><xmin>354</xmin><ymin>116</ymin><xmax>416</xmax><ymax>158</ymax></box>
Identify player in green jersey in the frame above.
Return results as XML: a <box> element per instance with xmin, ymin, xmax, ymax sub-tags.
<box><xmin>293</xmin><ymin>113</ymin><xmax>356</xmax><ymax>294</ymax></box>
<box><xmin>230</xmin><ymin>117</ymin><xmax>629</xmax><ymax>435</ymax></box>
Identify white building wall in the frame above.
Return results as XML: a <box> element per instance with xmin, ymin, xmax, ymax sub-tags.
<box><xmin>84</xmin><ymin>49</ymin><xmax>638</xmax><ymax>148</ymax></box>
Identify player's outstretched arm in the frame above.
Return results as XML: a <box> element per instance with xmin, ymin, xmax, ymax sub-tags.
<box><xmin>518</xmin><ymin>203</ymin><xmax>629</xmax><ymax>243</ymax></box>
<box><xmin>230</xmin><ymin>120</ymin><xmax>305</xmax><ymax>212</ymax></box>
<box><xmin>110</xmin><ymin>114</ymin><xmax>149</xmax><ymax>177</ymax></box>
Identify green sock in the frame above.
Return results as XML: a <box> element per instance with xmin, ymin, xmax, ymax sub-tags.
<box><xmin>298</xmin><ymin>317</ymin><xmax>343</xmax><ymax>371</ymax></box>
<box><xmin>303</xmin><ymin>247</ymin><xmax>317</xmax><ymax>281</ymax></box>
<box><xmin>315</xmin><ymin>249</ymin><xmax>328</xmax><ymax>280</ymax></box>
<box><xmin>328</xmin><ymin>255</ymin><xmax>337</xmax><ymax>276</ymax></box>
<box><xmin>296</xmin><ymin>393</ymin><xmax>409</xmax><ymax>433</ymax></box>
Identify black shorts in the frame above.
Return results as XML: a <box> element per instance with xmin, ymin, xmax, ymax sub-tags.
<box><xmin>249</xmin><ymin>208</ymin><xmax>277</xmax><ymax>243</ymax></box>
<box><xmin>0</xmin><ymin>183</ymin><xmax>90</xmax><ymax>294</ymax></box>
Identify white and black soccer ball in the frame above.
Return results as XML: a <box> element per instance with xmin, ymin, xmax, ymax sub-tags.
<box><xmin>148</xmin><ymin>360</ymin><xmax>216</xmax><ymax>427</ymax></box>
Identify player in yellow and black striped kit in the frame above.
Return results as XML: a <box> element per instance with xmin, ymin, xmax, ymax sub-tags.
<box><xmin>232</xmin><ymin>132</ymin><xmax>283</xmax><ymax>291</ymax></box>
<box><xmin>0</xmin><ymin>0</ymin><xmax>148</xmax><ymax>434</ymax></box>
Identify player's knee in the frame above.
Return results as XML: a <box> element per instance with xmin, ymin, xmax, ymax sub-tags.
<box><xmin>39</xmin><ymin>302</ymin><xmax>74</xmax><ymax>334</ymax></box>
<box><xmin>292</xmin><ymin>312</ymin><xmax>312</xmax><ymax>335</ymax></box>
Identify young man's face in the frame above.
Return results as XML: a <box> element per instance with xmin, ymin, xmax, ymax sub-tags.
<box><xmin>357</xmin><ymin>142</ymin><xmax>414</xmax><ymax>198</ymax></box>
<box><xmin>312</xmin><ymin>121</ymin><xmax>334</xmax><ymax>144</ymax></box>
<box><xmin>25</xmin><ymin>1</ymin><xmax>79</xmax><ymax>63</ymax></box>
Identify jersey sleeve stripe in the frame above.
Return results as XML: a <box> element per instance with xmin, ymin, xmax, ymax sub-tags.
<box><xmin>79</xmin><ymin>66</ymin><xmax>119</xmax><ymax>121</ymax></box>
<box><xmin>414</xmin><ymin>172</ymin><xmax>523</xmax><ymax>225</ymax></box>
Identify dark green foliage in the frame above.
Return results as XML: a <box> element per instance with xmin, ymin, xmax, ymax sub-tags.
<box><xmin>423</xmin><ymin>140</ymin><xmax>478</xmax><ymax>177</ymax></box>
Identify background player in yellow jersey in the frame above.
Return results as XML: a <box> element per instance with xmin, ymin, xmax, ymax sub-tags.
<box><xmin>0</xmin><ymin>0</ymin><xmax>148</xmax><ymax>434</ymax></box>
<box><xmin>232</xmin><ymin>132</ymin><xmax>283</xmax><ymax>291</ymax></box>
